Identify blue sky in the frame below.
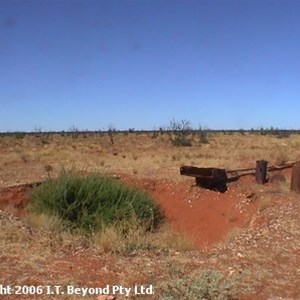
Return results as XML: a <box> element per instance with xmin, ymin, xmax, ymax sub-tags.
<box><xmin>1</xmin><ymin>0</ymin><xmax>299</xmax><ymax>132</ymax></box>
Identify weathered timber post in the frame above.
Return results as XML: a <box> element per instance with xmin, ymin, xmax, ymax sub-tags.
<box><xmin>290</xmin><ymin>162</ymin><xmax>300</xmax><ymax>193</ymax></box>
<box><xmin>256</xmin><ymin>160</ymin><xmax>268</xmax><ymax>184</ymax></box>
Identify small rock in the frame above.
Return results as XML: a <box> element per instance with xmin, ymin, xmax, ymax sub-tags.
<box><xmin>246</xmin><ymin>192</ymin><xmax>255</xmax><ymax>199</ymax></box>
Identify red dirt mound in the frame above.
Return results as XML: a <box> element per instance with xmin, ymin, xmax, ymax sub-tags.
<box><xmin>120</xmin><ymin>176</ymin><xmax>258</xmax><ymax>248</ymax></box>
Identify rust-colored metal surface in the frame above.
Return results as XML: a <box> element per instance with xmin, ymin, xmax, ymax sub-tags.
<box><xmin>290</xmin><ymin>162</ymin><xmax>300</xmax><ymax>193</ymax></box>
<box><xmin>255</xmin><ymin>160</ymin><xmax>268</xmax><ymax>184</ymax></box>
<box><xmin>180</xmin><ymin>166</ymin><xmax>228</xmax><ymax>192</ymax></box>
<box><xmin>180</xmin><ymin>160</ymin><xmax>299</xmax><ymax>192</ymax></box>
<box><xmin>180</xmin><ymin>166</ymin><xmax>226</xmax><ymax>179</ymax></box>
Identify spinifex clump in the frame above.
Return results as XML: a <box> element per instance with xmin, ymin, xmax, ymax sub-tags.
<box><xmin>28</xmin><ymin>171</ymin><xmax>163</xmax><ymax>234</ymax></box>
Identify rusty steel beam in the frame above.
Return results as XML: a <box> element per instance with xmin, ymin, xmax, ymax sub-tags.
<box><xmin>268</xmin><ymin>162</ymin><xmax>297</xmax><ymax>171</ymax></box>
<box><xmin>291</xmin><ymin>163</ymin><xmax>300</xmax><ymax>193</ymax></box>
<box><xmin>226</xmin><ymin>167</ymin><xmax>255</xmax><ymax>173</ymax></box>
<box><xmin>180</xmin><ymin>159</ymin><xmax>300</xmax><ymax>191</ymax></box>
<box><xmin>180</xmin><ymin>166</ymin><xmax>228</xmax><ymax>192</ymax></box>
<box><xmin>227</xmin><ymin>160</ymin><xmax>300</xmax><ymax>175</ymax></box>
<box><xmin>180</xmin><ymin>166</ymin><xmax>227</xmax><ymax>179</ymax></box>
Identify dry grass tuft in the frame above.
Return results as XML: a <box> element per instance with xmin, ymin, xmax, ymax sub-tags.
<box><xmin>94</xmin><ymin>227</ymin><xmax>121</xmax><ymax>253</ymax></box>
<box><xmin>152</xmin><ymin>225</ymin><xmax>195</xmax><ymax>251</ymax></box>
<box><xmin>258</xmin><ymin>196</ymin><xmax>272</xmax><ymax>212</ymax></box>
<box><xmin>26</xmin><ymin>212</ymin><xmax>65</xmax><ymax>232</ymax></box>
<box><xmin>273</xmin><ymin>150</ymin><xmax>289</xmax><ymax>166</ymax></box>
<box><xmin>92</xmin><ymin>223</ymin><xmax>194</xmax><ymax>253</ymax></box>
<box><xmin>225</xmin><ymin>227</ymin><xmax>243</xmax><ymax>243</ymax></box>
<box><xmin>0</xmin><ymin>210</ymin><xmax>32</xmax><ymax>244</ymax></box>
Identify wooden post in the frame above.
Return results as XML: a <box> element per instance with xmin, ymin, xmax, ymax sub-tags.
<box><xmin>256</xmin><ymin>160</ymin><xmax>268</xmax><ymax>184</ymax></box>
<box><xmin>290</xmin><ymin>163</ymin><xmax>300</xmax><ymax>193</ymax></box>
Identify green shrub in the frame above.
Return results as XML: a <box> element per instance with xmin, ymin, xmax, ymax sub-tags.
<box><xmin>160</xmin><ymin>270</ymin><xmax>238</xmax><ymax>300</ymax></box>
<box><xmin>28</xmin><ymin>171</ymin><xmax>163</xmax><ymax>234</ymax></box>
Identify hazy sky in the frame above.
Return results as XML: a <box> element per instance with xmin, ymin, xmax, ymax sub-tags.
<box><xmin>1</xmin><ymin>0</ymin><xmax>299</xmax><ymax>131</ymax></box>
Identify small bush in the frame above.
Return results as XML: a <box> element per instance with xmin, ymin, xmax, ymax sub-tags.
<box><xmin>172</xmin><ymin>136</ymin><xmax>192</xmax><ymax>147</ymax></box>
<box><xmin>28</xmin><ymin>171</ymin><xmax>163</xmax><ymax>234</ymax></box>
<box><xmin>160</xmin><ymin>269</ymin><xmax>239</xmax><ymax>300</ymax></box>
<box><xmin>273</xmin><ymin>150</ymin><xmax>289</xmax><ymax>166</ymax></box>
<box><xmin>151</xmin><ymin>131</ymin><xmax>159</xmax><ymax>139</ymax></box>
<box><xmin>14</xmin><ymin>132</ymin><xmax>26</xmax><ymax>139</ymax></box>
<box><xmin>269</xmin><ymin>127</ymin><xmax>291</xmax><ymax>139</ymax></box>
<box><xmin>198</xmin><ymin>126</ymin><xmax>209</xmax><ymax>144</ymax></box>
<box><xmin>107</xmin><ymin>125</ymin><xmax>116</xmax><ymax>145</ymax></box>
<box><xmin>169</xmin><ymin>119</ymin><xmax>193</xmax><ymax>147</ymax></box>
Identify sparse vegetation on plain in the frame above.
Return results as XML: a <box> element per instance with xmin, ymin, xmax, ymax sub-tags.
<box><xmin>169</xmin><ymin>119</ymin><xmax>193</xmax><ymax>147</ymax></box>
<box><xmin>197</xmin><ymin>125</ymin><xmax>210</xmax><ymax>144</ymax></box>
<box><xmin>160</xmin><ymin>269</ymin><xmax>239</xmax><ymax>300</ymax></box>
<box><xmin>1</xmin><ymin>126</ymin><xmax>300</xmax><ymax>299</ymax></box>
<box><xmin>107</xmin><ymin>125</ymin><xmax>117</xmax><ymax>145</ymax></box>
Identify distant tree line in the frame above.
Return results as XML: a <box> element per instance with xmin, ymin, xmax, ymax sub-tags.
<box><xmin>0</xmin><ymin>122</ymin><xmax>297</xmax><ymax>142</ymax></box>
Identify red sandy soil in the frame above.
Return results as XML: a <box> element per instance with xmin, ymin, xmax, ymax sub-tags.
<box><xmin>0</xmin><ymin>174</ymin><xmax>259</xmax><ymax>248</ymax></box>
<box><xmin>2</xmin><ymin>169</ymin><xmax>299</xmax><ymax>299</ymax></box>
<box><xmin>120</xmin><ymin>175</ymin><xmax>259</xmax><ymax>248</ymax></box>
<box><xmin>0</xmin><ymin>184</ymin><xmax>32</xmax><ymax>217</ymax></box>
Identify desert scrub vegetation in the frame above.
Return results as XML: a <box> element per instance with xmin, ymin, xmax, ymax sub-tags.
<box><xmin>197</xmin><ymin>126</ymin><xmax>210</xmax><ymax>144</ymax></box>
<box><xmin>27</xmin><ymin>171</ymin><xmax>163</xmax><ymax>234</ymax></box>
<box><xmin>107</xmin><ymin>125</ymin><xmax>117</xmax><ymax>145</ymax></box>
<box><xmin>169</xmin><ymin>119</ymin><xmax>193</xmax><ymax>147</ymax></box>
<box><xmin>160</xmin><ymin>269</ymin><xmax>239</xmax><ymax>300</ymax></box>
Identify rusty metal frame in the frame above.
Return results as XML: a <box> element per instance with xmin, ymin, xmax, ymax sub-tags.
<box><xmin>180</xmin><ymin>160</ymin><xmax>300</xmax><ymax>185</ymax></box>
